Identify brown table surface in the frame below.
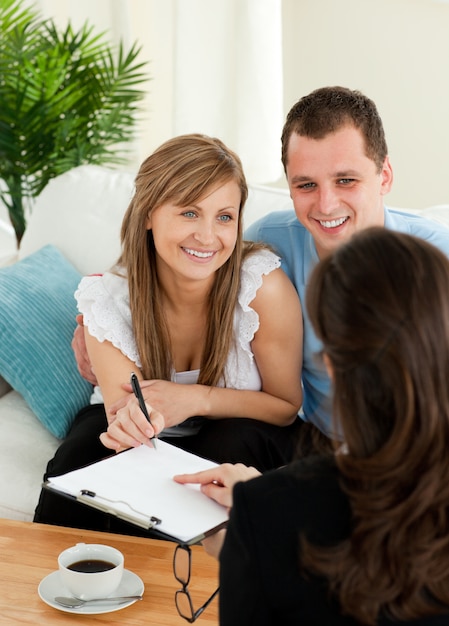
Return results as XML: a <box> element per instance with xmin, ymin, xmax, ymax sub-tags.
<box><xmin>0</xmin><ymin>518</ymin><xmax>219</xmax><ymax>625</ymax></box>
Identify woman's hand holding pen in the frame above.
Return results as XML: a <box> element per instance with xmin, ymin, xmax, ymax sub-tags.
<box><xmin>100</xmin><ymin>395</ymin><xmax>164</xmax><ymax>453</ymax></box>
<box><xmin>109</xmin><ymin>379</ymin><xmax>209</xmax><ymax>429</ymax></box>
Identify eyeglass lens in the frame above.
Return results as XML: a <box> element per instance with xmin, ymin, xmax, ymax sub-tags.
<box><xmin>175</xmin><ymin>588</ymin><xmax>196</xmax><ymax>621</ymax></box>
<box><xmin>174</xmin><ymin>544</ymin><xmax>191</xmax><ymax>585</ymax></box>
<box><xmin>174</xmin><ymin>545</ymin><xmax>219</xmax><ymax>623</ymax></box>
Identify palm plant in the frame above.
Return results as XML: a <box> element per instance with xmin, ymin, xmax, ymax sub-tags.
<box><xmin>0</xmin><ymin>0</ymin><xmax>149</xmax><ymax>246</ymax></box>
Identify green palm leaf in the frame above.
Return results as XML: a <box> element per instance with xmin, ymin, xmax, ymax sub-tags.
<box><xmin>0</xmin><ymin>0</ymin><xmax>150</xmax><ymax>245</ymax></box>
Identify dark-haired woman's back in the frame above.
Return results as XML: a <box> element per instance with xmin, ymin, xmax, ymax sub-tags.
<box><xmin>219</xmin><ymin>456</ymin><xmax>449</xmax><ymax>626</ymax></box>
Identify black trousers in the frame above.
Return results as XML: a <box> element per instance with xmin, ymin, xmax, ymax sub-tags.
<box><xmin>33</xmin><ymin>404</ymin><xmax>304</xmax><ymax>536</ymax></box>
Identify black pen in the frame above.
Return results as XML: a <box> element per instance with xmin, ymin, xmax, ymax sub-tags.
<box><xmin>130</xmin><ymin>372</ymin><xmax>158</xmax><ymax>450</ymax></box>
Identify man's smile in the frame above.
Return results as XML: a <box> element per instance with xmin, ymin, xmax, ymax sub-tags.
<box><xmin>317</xmin><ymin>216</ymin><xmax>349</xmax><ymax>229</ymax></box>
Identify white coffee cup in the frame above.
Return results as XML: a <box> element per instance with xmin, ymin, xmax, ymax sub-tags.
<box><xmin>58</xmin><ymin>543</ymin><xmax>124</xmax><ymax>600</ymax></box>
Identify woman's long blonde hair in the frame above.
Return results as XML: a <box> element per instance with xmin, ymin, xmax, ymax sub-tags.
<box><xmin>117</xmin><ymin>133</ymin><xmax>251</xmax><ymax>385</ymax></box>
<box><xmin>305</xmin><ymin>227</ymin><xmax>449</xmax><ymax>624</ymax></box>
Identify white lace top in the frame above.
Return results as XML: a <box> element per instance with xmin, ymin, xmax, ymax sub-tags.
<box><xmin>75</xmin><ymin>248</ymin><xmax>280</xmax><ymax>434</ymax></box>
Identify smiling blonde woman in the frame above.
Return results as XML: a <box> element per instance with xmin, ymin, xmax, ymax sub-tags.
<box><xmin>34</xmin><ymin>134</ymin><xmax>303</xmax><ymax>534</ymax></box>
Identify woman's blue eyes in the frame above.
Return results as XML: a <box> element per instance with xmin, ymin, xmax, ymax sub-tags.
<box><xmin>181</xmin><ymin>211</ymin><xmax>232</xmax><ymax>221</ymax></box>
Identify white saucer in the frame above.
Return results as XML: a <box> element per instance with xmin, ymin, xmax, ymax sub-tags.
<box><xmin>38</xmin><ymin>568</ymin><xmax>144</xmax><ymax>615</ymax></box>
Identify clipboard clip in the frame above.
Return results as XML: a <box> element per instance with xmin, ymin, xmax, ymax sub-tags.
<box><xmin>78</xmin><ymin>489</ymin><xmax>162</xmax><ymax>530</ymax></box>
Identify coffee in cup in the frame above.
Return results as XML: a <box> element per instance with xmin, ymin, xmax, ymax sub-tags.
<box><xmin>58</xmin><ymin>543</ymin><xmax>124</xmax><ymax>600</ymax></box>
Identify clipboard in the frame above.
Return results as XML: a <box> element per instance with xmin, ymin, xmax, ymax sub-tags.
<box><xmin>43</xmin><ymin>439</ymin><xmax>228</xmax><ymax>545</ymax></box>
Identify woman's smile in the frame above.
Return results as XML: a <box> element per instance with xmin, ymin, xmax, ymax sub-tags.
<box><xmin>181</xmin><ymin>246</ymin><xmax>217</xmax><ymax>260</ymax></box>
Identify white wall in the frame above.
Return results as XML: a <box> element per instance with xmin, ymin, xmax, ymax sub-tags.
<box><xmin>21</xmin><ymin>0</ymin><xmax>449</xmax><ymax>210</ymax></box>
<box><xmin>282</xmin><ymin>0</ymin><xmax>449</xmax><ymax>209</ymax></box>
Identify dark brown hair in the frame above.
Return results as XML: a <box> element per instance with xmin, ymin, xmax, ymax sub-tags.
<box><xmin>281</xmin><ymin>86</ymin><xmax>388</xmax><ymax>173</ymax></box>
<box><xmin>304</xmin><ymin>227</ymin><xmax>449</xmax><ymax>624</ymax></box>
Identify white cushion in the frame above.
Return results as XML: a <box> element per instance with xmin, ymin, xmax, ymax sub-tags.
<box><xmin>244</xmin><ymin>184</ymin><xmax>292</xmax><ymax>227</ymax></box>
<box><xmin>419</xmin><ymin>205</ymin><xmax>449</xmax><ymax>227</ymax></box>
<box><xmin>19</xmin><ymin>165</ymin><xmax>135</xmax><ymax>275</ymax></box>
<box><xmin>0</xmin><ymin>390</ymin><xmax>59</xmax><ymax>521</ymax></box>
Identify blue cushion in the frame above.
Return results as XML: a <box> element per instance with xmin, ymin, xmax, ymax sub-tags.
<box><xmin>0</xmin><ymin>245</ymin><xmax>93</xmax><ymax>438</ymax></box>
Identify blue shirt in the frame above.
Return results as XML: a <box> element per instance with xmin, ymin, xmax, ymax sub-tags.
<box><xmin>245</xmin><ymin>207</ymin><xmax>449</xmax><ymax>437</ymax></box>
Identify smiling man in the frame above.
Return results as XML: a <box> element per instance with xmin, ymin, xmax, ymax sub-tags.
<box><xmin>245</xmin><ymin>86</ymin><xmax>449</xmax><ymax>440</ymax></box>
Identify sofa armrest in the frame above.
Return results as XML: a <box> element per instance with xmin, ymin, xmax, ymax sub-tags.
<box><xmin>0</xmin><ymin>377</ymin><xmax>12</xmax><ymax>399</ymax></box>
<box><xmin>0</xmin><ymin>217</ymin><xmax>17</xmax><ymax>268</ymax></box>
<box><xmin>0</xmin><ymin>221</ymin><xmax>16</xmax><ymax>398</ymax></box>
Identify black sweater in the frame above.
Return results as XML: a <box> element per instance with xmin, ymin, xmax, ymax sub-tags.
<box><xmin>219</xmin><ymin>456</ymin><xmax>449</xmax><ymax>626</ymax></box>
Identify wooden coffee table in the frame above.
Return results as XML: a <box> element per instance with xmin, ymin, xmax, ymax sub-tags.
<box><xmin>0</xmin><ymin>518</ymin><xmax>219</xmax><ymax>625</ymax></box>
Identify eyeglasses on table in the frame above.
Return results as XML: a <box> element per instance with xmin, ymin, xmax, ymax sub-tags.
<box><xmin>173</xmin><ymin>543</ymin><xmax>220</xmax><ymax>623</ymax></box>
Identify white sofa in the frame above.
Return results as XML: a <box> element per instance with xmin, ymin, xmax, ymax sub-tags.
<box><xmin>0</xmin><ymin>164</ymin><xmax>448</xmax><ymax>523</ymax></box>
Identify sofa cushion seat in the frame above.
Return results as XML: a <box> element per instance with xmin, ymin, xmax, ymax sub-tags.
<box><xmin>0</xmin><ymin>389</ymin><xmax>58</xmax><ymax>520</ymax></box>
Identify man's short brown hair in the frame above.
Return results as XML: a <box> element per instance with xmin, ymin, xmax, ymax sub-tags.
<box><xmin>281</xmin><ymin>86</ymin><xmax>388</xmax><ymax>173</ymax></box>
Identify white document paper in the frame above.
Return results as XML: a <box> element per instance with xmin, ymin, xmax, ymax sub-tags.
<box><xmin>46</xmin><ymin>440</ymin><xmax>228</xmax><ymax>544</ymax></box>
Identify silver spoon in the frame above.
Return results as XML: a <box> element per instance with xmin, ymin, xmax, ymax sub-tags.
<box><xmin>55</xmin><ymin>595</ymin><xmax>143</xmax><ymax>608</ymax></box>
